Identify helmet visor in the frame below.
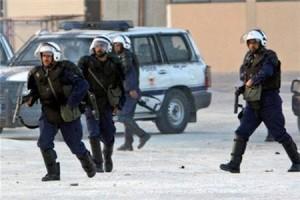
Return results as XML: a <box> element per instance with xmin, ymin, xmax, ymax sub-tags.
<box><xmin>94</xmin><ymin>40</ymin><xmax>109</xmax><ymax>51</ymax></box>
<box><xmin>240</xmin><ymin>32</ymin><xmax>248</xmax><ymax>44</ymax></box>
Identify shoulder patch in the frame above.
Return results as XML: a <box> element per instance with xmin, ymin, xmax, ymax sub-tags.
<box><xmin>29</xmin><ymin>65</ymin><xmax>41</xmax><ymax>77</ymax></box>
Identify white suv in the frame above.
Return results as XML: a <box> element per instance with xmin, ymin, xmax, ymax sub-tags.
<box><xmin>0</xmin><ymin>21</ymin><xmax>211</xmax><ymax>134</ymax></box>
<box><xmin>0</xmin><ymin>33</ymin><xmax>13</xmax><ymax>68</ymax></box>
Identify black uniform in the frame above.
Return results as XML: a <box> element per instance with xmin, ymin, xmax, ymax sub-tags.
<box><xmin>220</xmin><ymin>47</ymin><xmax>300</xmax><ymax>173</ymax></box>
<box><xmin>116</xmin><ymin>49</ymin><xmax>151</xmax><ymax>151</ymax></box>
<box><xmin>78</xmin><ymin>53</ymin><xmax>123</xmax><ymax>172</ymax></box>
<box><xmin>27</xmin><ymin>60</ymin><xmax>96</xmax><ymax>181</ymax></box>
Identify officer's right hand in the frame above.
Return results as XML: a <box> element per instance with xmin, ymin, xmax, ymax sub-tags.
<box><xmin>25</xmin><ymin>96</ymin><xmax>34</xmax><ymax>107</ymax></box>
<box><xmin>235</xmin><ymin>85</ymin><xmax>245</xmax><ymax>96</ymax></box>
<box><xmin>246</xmin><ymin>79</ymin><xmax>253</xmax><ymax>88</ymax></box>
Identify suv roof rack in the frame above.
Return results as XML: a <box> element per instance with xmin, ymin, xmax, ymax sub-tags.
<box><xmin>59</xmin><ymin>20</ymin><xmax>134</xmax><ymax>31</ymax></box>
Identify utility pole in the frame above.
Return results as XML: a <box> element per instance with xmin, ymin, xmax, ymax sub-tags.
<box><xmin>246</xmin><ymin>0</ymin><xmax>257</xmax><ymax>30</ymax></box>
<box><xmin>0</xmin><ymin>0</ymin><xmax>4</xmax><ymax>33</ymax></box>
<box><xmin>85</xmin><ymin>0</ymin><xmax>102</xmax><ymax>21</ymax></box>
<box><xmin>138</xmin><ymin>0</ymin><xmax>145</xmax><ymax>26</ymax></box>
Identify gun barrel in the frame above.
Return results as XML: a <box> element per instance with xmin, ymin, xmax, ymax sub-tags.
<box><xmin>234</xmin><ymin>94</ymin><xmax>238</xmax><ymax>114</ymax></box>
<box><xmin>12</xmin><ymin>96</ymin><xmax>22</xmax><ymax>123</ymax></box>
<box><xmin>88</xmin><ymin>92</ymin><xmax>99</xmax><ymax>120</ymax></box>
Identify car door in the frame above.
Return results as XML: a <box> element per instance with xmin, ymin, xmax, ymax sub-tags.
<box><xmin>130</xmin><ymin>34</ymin><xmax>171</xmax><ymax>115</ymax></box>
<box><xmin>158</xmin><ymin>33</ymin><xmax>206</xmax><ymax>91</ymax></box>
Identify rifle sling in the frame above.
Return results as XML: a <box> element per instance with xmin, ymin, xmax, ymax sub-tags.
<box><xmin>87</xmin><ymin>67</ymin><xmax>107</xmax><ymax>93</ymax></box>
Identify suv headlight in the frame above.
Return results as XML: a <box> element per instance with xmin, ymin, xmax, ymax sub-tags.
<box><xmin>291</xmin><ymin>80</ymin><xmax>300</xmax><ymax>94</ymax></box>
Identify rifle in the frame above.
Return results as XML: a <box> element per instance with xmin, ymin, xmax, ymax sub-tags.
<box><xmin>234</xmin><ymin>85</ymin><xmax>245</xmax><ymax>114</ymax></box>
<box><xmin>12</xmin><ymin>83</ymin><xmax>39</xmax><ymax>129</ymax></box>
<box><xmin>87</xmin><ymin>91</ymin><xmax>99</xmax><ymax>120</ymax></box>
<box><xmin>12</xmin><ymin>95</ymin><xmax>23</xmax><ymax>124</ymax></box>
<box><xmin>137</xmin><ymin>94</ymin><xmax>161</xmax><ymax>114</ymax></box>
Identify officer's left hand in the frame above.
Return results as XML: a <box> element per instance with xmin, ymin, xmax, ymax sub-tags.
<box><xmin>129</xmin><ymin>90</ymin><xmax>139</xmax><ymax>99</ymax></box>
<box><xmin>246</xmin><ymin>79</ymin><xmax>253</xmax><ymax>87</ymax></box>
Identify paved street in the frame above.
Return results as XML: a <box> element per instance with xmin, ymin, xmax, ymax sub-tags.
<box><xmin>1</xmin><ymin>72</ymin><xmax>300</xmax><ymax>200</ymax></box>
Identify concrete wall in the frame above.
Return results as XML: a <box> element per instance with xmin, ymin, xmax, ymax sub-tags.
<box><xmin>168</xmin><ymin>1</ymin><xmax>300</xmax><ymax>72</ymax></box>
<box><xmin>144</xmin><ymin>0</ymin><xmax>167</xmax><ymax>26</ymax></box>
<box><xmin>3</xmin><ymin>0</ymin><xmax>167</xmax><ymax>50</ymax></box>
<box><xmin>102</xmin><ymin>0</ymin><xmax>167</xmax><ymax>26</ymax></box>
<box><xmin>102</xmin><ymin>0</ymin><xmax>139</xmax><ymax>25</ymax></box>
<box><xmin>5</xmin><ymin>0</ymin><xmax>85</xmax><ymax>17</ymax></box>
<box><xmin>256</xmin><ymin>2</ymin><xmax>300</xmax><ymax>73</ymax></box>
<box><xmin>3</xmin><ymin>0</ymin><xmax>85</xmax><ymax>49</ymax></box>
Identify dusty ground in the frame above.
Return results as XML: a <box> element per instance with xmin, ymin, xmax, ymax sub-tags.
<box><xmin>1</xmin><ymin>72</ymin><xmax>300</xmax><ymax>200</ymax></box>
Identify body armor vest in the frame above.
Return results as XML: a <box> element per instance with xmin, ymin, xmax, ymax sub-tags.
<box><xmin>29</xmin><ymin>61</ymin><xmax>81</xmax><ymax>124</ymax></box>
<box><xmin>32</xmin><ymin>64</ymin><xmax>67</xmax><ymax>108</ymax></box>
<box><xmin>81</xmin><ymin>55</ymin><xmax>122</xmax><ymax>110</ymax></box>
<box><xmin>119</xmin><ymin>49</ymin><xmax>140</xmax><ymax>89</ymax></box>
<box><xmin>241</xmin><ymin>48</ymin><xmax>281</xmax><ymax>91</ymax></box>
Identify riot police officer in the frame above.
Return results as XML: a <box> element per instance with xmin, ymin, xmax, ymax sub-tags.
<box><xmin>112</xmin><ymin>35</ymin><xmax>151</xmax><ymax>151</ymax></box>
<box><xmin>220</xmin><ymin>29</ymin><xmax>300</xmax><ymax>173</ymax></box>
<box><xmin>78</xmin><ymin>36</ymin><xmax>124</xmax><ymax>172</ymax></box>
<box><xmin>26</xmin><ymin>42</ymin><xmax>96</xmax><ymax>181</ymax></box>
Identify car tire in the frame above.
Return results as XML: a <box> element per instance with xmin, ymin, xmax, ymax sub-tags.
<box><xmin>155</xmin><ymin>89</ymin><xmax>191</xmax><ymax>134</ymax></box>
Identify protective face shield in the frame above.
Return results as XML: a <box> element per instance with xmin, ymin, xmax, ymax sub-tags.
<box><xmin>89</xmin><ymin>36</ymin><xmax>112</xmax><ymax>54</ymax></box>
<box><xmin>112</xmin><ymin>35</ymin><xmax>131</xmax><ymax>49</ymax></box>
<box><xmin>34</xmin><ymin>42</ymin><xmax>62</xmax><ymax>61</ymax></box>
<box><xmin>241</xmin><ymin>29</ymin><xmax>267</xmax><ymax>47</ymax></box>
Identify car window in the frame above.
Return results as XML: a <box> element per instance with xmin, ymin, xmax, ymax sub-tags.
<box><xmin>159</xmin><ymin>34</ymin><xmax>191</xmax><ymax>63</ymax></box>
<box><xmin>131</xmin><ymin>36</ymin><xmax>160</xmax><ymax>65</ymax></box>
<box><xmin>13</xmin><ymin>38</ymin><xmax>93</xmax><ymax>66</ymax></box>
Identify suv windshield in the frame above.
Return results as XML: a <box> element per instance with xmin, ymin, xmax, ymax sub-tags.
<box><xmin>11</xmin><ymin>37</ymin><xmax>93</xmax><ymax>66</ymax></box>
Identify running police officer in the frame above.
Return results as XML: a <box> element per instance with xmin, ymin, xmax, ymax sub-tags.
<box><xmin>25</xmin><ymin>42</ymin><xmax>96</xmax><ymax>181</ymax></box>
<box><xmin>220</xmin><ymin>29</ymin><xmax>300</xmax><ymax>173</ymax></box>
<box><xmin>78</xmin><ymin>36</ymin><xmax>124</xmax><ymax>172</ymax></box>
<box><xmin>112</xmin><ymin>35</ymin><xmax>151</xmax><ymax>151</ymax></box>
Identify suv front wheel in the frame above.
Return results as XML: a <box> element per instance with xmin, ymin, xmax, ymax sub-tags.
<box><xmin>155</xmin><ymin>89</ymin><xmax>191</xmax><ymax>134</ymax></box>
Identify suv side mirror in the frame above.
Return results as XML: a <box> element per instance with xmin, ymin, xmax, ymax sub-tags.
<box><xmin>291</xmin><ymin>79</ymin><xmax>300</xmax><ymax>94</ymax></box>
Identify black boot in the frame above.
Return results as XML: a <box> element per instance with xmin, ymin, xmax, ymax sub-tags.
<box><xmin>137</xmin><ymin>133</ymin><xmax>151</xmax><ymax>149</ymax></box>
<box><xmin>125</xmin><ymin>119</ymin><xmax>151</xmax><ymax>149</ymax></box>
<box><xmin>281</xmin><ymin>137</ymin><xmax>300</xmax><ymax>172</ymax></box>
<box><xmin>77</xmin><ymin>151</ymin><xmax>96</xmax><ymax>178</ymax></box>
<box><xmin>117</xmin><ymin>143</ymin><xmax>133</xmax><ymax>151</ymax></box>
<box><xmin>118</xmin><ymin>127</ymin><xmax>134</xmax><ymax>151</ymax></box>
<box><xmin>220</xmin><ymin>135</ymin><xmax>248</xmax><ymax>173</ymax></box>
<box><xmin>41</xmin><ymin>149</ymin><xmax>60</xmax><ymax>181</ymax></box>
<box><xmin>131</xmin><ymin>121</ymin><xmax>151</xmax><ymax>149</ymax></box>
<box><xmin>89</xmin><ymin>138</ymin><xmax>104</xmax><ymax>172</ymax></box>
<box><xmin>103</xmin><ymin>144</ymin><xmax>114</xmax><ymax>172</ymax></box>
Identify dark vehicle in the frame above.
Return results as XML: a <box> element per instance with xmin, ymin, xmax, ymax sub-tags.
<box><xmin>291</xmin><ymin>78</ymin><xmax>300</xmax><ymax>132</ymax></box>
